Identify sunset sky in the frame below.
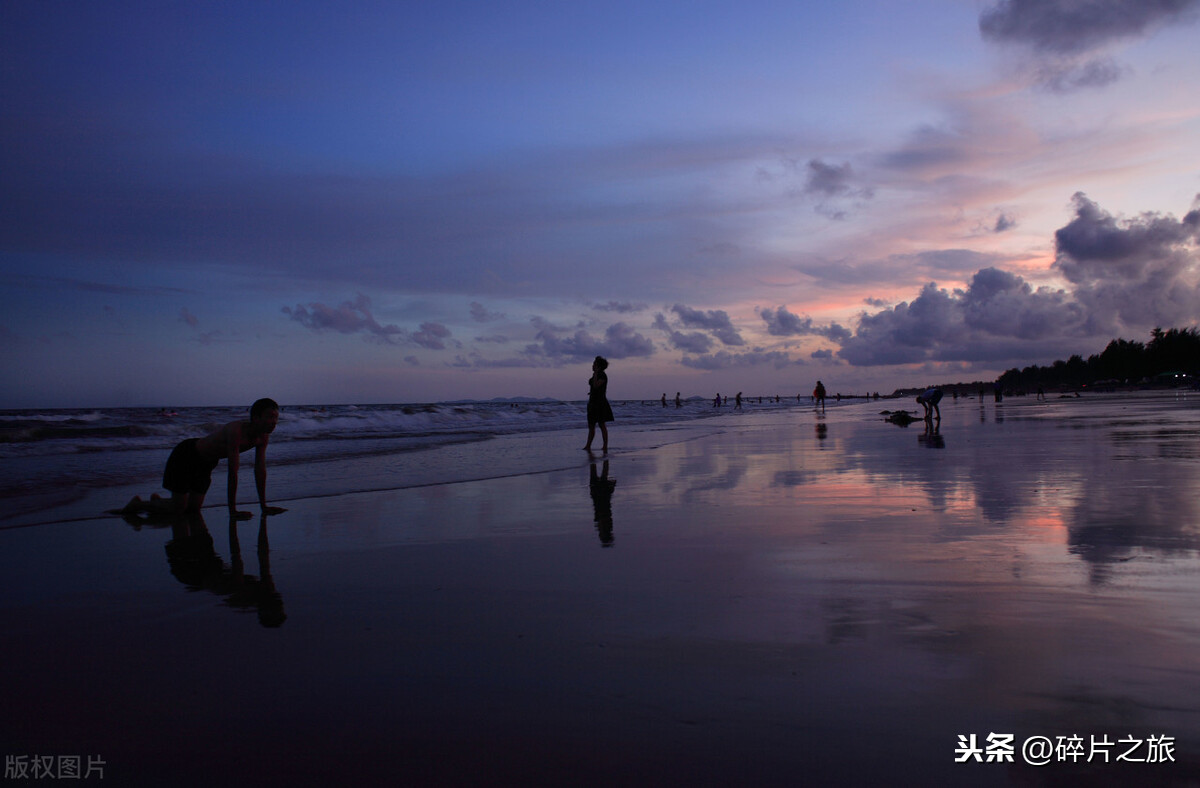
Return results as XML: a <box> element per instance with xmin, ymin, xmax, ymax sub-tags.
<box><xmin>3</xmin><ymin>0</ymin><xmax>1199</xmax><ymax>408</ymax></box>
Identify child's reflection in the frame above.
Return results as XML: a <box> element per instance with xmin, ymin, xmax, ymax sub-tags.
<box><xmin>917</xmin><ymin>420</ymin><xmax>945</xmax><ymax>449</ymax></box>
<box><xmin>589</xmin><ymin>459</ymin><xmax>617</xmax><ymax>547</ymax></box>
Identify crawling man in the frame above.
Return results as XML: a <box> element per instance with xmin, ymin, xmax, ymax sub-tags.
<box><xmin>122</xmin><ymin>398</ymin><xmax>285</xmax><ymax>520</ymax></box>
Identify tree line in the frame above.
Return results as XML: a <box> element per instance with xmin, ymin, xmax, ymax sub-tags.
<box><xmin>997</xmin><ymin>327</ymin><xmax>1200</xmax><ymax>392</ymax></box>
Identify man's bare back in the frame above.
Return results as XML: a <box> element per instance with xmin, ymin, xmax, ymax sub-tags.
<box><xmin>196</xmin><ymin>416</ymin><xmax>274</xmax><ymax>462</ymax></box>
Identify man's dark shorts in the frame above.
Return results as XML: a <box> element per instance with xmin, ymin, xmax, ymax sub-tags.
<box><xmin>163</xmin><ymin>438</ymin><xmax>219</xmax><ymax>495</ymax></box>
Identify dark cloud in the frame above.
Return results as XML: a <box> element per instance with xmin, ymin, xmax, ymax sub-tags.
<box><xmin>670</xmin><ymin>304</ymin><xmax>745</xmax><ymax>346</ymax></box>
<box><xmin>979</xmin><ymin>0</ymin><xmax>1198</xmax><ymax>91</ymax></box>
<box><xmin>413</xmin><ymin>322</ymin><xmax>453</xmax><ymax>350</ymax></box>
<box><xmin>653</xmin><ymin>311</ymin><xmax>716</xmax><ymax>354</ymax></box>
<box><xmin>283</xmin><ymin>298</ymin><xmax>460</xmax><ymax>349</ymax></box>
<box><xmin>680</xmin><ymin>350</ymin><xmax>797</xmax><ymax>371</ymax></box>
<box><xmin>283</xmin><ymin>294</ymin><xmax>403</xmax><ymax>342</ymax></box>
<box><xmin>810</xmin><ymin>348</ymin><xmax>834</xmax><ymax>361</ymax></box>
<box><xmin>1053</xmin><ymin>192</ymin><xmax>1200</xmax><ymax>333</ymax></box>
<box><xmin>759</xmin><ymin>305</ymin><xmax>852</xmax><ymax>343</ymax></box>
<box><xmin>838</xmin><ymin>269</ymin><xmax>1086</xmax><ymax>366</ymax></box>
<box><xmin>835</xmin><ymin>194</ymin><xmax>1200</xmax><ymax>368</ymax></box>
<box><xmin>667</xmin><ymin>331</ymin><xmax>715</xmax><ymax>354</ymax></box>
<box><xmin>591</xmin><ymin>301</ymin><xmax>646</xmax><ymax>313</ymax></box>
<box><xmin>525</xmin><ymin>318</ymin><xmax>655</xmax><ymax>363</ymax></box>
<box><xmin>979</xmin><ymin>0</ymin><xmax>1198</xmax><ymax>55</ymax></box>
<box><xmin>802</xmin><ymin>159</ymin><xmax>875</xmax><ymax>219</ymax></box>
<box><xmin>994</xmin><ymin>214</ymin><xmax>1016</xmax><ymax>233</ymax></box>
<box><xmin>1035</xmin><ymin>57</ymin><xmax>1125</xmax><ymax>92</ymax></box>
<box><xmin>469</xmin><ymin>302</ymin><xmax>505</xmax><ymax>322</ymax></box>
<box><xmin>804</xmin><ymin>159</ymin><xmax>855</xmax><ymax>198</ymax></box>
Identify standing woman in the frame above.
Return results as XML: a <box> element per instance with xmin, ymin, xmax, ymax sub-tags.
<box><xmin>584</xmin><ymin>355</ymin><xmax>614</xmax><ymax>452</ymax></box>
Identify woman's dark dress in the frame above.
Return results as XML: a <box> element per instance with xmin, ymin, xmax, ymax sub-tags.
<box><xmin>587</xmin><ymin>371</ymin><xmax>614</xmax><ymax>425</ymax></box>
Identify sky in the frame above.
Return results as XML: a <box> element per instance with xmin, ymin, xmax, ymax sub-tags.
<box><xmin>2</xmin><ymin>0</ymin><xmax>1200</xmax><ymax>408</ymax></box>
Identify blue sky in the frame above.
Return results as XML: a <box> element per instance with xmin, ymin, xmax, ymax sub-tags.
<box><xmin>3</xmin><ymin>0</ymin><xmax>1199</xmax><ymax>407</ymax></box>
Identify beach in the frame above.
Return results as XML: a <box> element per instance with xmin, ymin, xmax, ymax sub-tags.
<box><xmin>4</xmin><ymin>392</ymin><xmax>1200</xmax><ymax>786</ymax></box>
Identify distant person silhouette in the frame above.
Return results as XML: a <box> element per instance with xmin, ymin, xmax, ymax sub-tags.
<box><xmin>584</xmin><ymin>356</ymin><xmax>614</xmax><ymax>452</ymax></box>
<box><xmin>916</xmin><ymin>387</ymin><xmax>943</xmax><ymax>421</ymax></box>
<box><xmin>814</xmin><ymin>381</ymin><xmax>827</xmax><ymax>411</ymax></box>
<box><xmin>735</xmin><ymin>392</ymin><xmax>743</xmax><ymax>409</ymax></box>
<box><xmin>661</xmin><ymin>393</ymin><xmax>667</xmax><ymax>407</ymax></box>
<box><xmin>675</xmin><ymin>392</ymin><xmax>682</xmax><ymax>408</ymax></box>
<box><xmin>120</xmin><ymin>398</ymin><xmax>286</xmax><ymax>521</ymax></box>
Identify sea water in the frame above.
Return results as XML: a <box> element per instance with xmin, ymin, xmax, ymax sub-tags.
<box><xmin>0</xmin><ymin>396</ymin><xmax>846</xmax><ymax>526</ymax></box>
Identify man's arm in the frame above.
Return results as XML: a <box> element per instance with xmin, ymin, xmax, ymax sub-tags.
<box><xmin>255</xmin><ymin>440</ymin><xmax>269</xmax><ymax>510</ymax></box>
<box><xmin>254</xmin><ymin>437</ymin><xmax>286</xmax><ymax>516</ymax></box>
<box><xmin>227</xmin><ymin>423</ymin><xmax>252</xmax><ymax>520</ymax></box>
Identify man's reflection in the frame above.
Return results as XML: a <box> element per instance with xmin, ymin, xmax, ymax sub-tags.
<box><xmin>148</xmin><ymin>511</ymin><xmax>286</xmax><ymax>627</ymax></box>
<box><xmin>589</xmin><ymin>459</ymin><xmax>617</xmax><ymax>547</ymax></box>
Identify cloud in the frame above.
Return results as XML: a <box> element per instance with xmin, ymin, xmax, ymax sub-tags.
<box><xmin>759</xmin><ymin>305</ymin><xmax>852</xmax><ymax>343</ymax></box>
<box><xmin>525</xmin><ymin>318</ymin><xmax>655</xmax><ymax>363</ymax></box>
<box><xmin>979</xmin><ymin>0</ymin><xmax>1199</xmax><ymax>91</ymax></box>
<box><xmin>180</xmin><ymin>308</ymin><xmax>199</xmax><ymax>328</ymax></box>
<box><xmin>680</xmin><ymin>350</ymin><xmax>798</xmax><ymax>371</ymax></box>
<box><xmin>1053</xmin><ymin>192</ymin><xmax>1200</xmax><ymax>333</ymax></box>
<box><xmin>282</xmin><ymin>294</ymin><xmax>404</xmax><ymax>343</ymax></box>
<box><xmin>591</xmin><ymin>300</ymin><xmax>646</xmax><ymax>313</ymax></box>
<box><xmin>469</xmin><ymin>301</ymin><xmax>505</xmax><ymax>322</ymax></box>
<box><xmin>802</xmin><ymin>159</ymin><xmax>875</xmax><ymax>219</ymax></box>
<box><xmin>413</xmin><ymin>322</ymin><xmax>453</xmax><ymax>350</ymax></box>
<box><xmin>667</xmin><ymin>331</ymin><xmax>715</xmax><ymax>354</ymax></box>
<box><xmin>979</xmin><ymin>0</ymin><xmax>1199</xmax><ymax>55</ymax></box>
<box><xmin>838</xmin><ymin>269</ymin><xmax>1086</xmax><ymax>367</ymax></box>
<box><xmin>653</xmin><ymin>311</ymin><xmax>716</xmax><ymax>354</ymax></box>
<box><xmin>670</xmin><ymin>304</ymin><xmax>745</xmax><ymax>346</ymax></box>
<box><xmin>1035</xmin><ymin>57</ymin><xmax>1126</xmax><ymax>93</ymax></box>
<box><xmin>833</xmin><ymin>193</ymin><xmax>1200</xmax><ymax>368</ymax></box>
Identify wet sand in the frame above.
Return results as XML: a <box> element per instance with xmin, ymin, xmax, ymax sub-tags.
<box><xmin>4</xmin><ymin>392</ymin><xmax>1200</xmax><ymax>786</ymax></box>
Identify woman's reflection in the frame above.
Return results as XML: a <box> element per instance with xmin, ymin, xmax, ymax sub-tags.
<box><xmin>589</xmin><ymin>459</ymin><xmax>617</xmax><ymax>547</ymax></box>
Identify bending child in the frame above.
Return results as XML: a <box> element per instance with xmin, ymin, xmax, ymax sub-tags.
<box><xmin>916</xmin><ymin>388</ymin><xmax>943</xmax><ymax>421</ymax></box>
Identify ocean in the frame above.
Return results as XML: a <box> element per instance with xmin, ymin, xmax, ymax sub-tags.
<box><xmin>0</xmin><ymin>395</ymin><xmax>851</xmax><ymax>527</ymax></box>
